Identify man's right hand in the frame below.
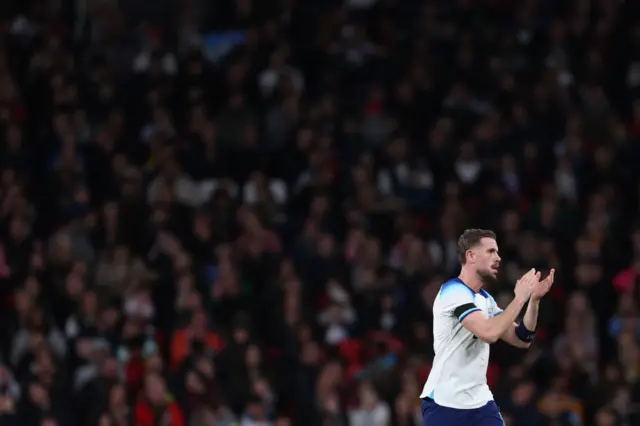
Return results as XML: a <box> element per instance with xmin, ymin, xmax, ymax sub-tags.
<box><xmin>514</xmin><ymin>269</ymin><xmax>540</xmax><ymax>302</ymax></box>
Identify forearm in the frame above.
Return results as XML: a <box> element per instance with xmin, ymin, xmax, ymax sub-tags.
<box><xmin>484</xmin><ymin>297</ymin><xmax>527</xmax><ymax>342</ymax></box>
<box><xmin>500</xmin><ymin>299</ymin><xmax>539</xmax><ymax>348</ymax></box>
<box><xmin>523</xmin><ymin>299</ymin><xmax>540</xmax><ymax>331</ymax></box>
<box><xmin>500</xmin><ymin>324</ymin><xmax>531</xmax><ymax>348</ymax></box>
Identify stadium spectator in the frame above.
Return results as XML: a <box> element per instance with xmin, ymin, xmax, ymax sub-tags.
<box><xmin>1</xmin><ymin>1</ymin><xmax>640</xmax><ymax>426</ymax></box>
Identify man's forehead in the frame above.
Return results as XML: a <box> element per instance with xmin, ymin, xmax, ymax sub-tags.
<box><xmin>478</xmin><ymin>237</ymin><xmax>498</xmax><ymax>250</ymax></box>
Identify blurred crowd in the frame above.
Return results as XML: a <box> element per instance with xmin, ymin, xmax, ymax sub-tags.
<box><xmin>1</xmin><ymin>0</ymin><xmax>640</xmax><ymax>426</ymax></box>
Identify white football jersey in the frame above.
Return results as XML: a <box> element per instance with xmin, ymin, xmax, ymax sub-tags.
<box><xmin>420</xmin><ymin>278</ymin><xmax>503</xmax><ymax>409</ymax></box>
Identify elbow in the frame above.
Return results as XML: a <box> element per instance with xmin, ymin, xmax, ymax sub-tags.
<box><xmin>481</xmin><ymin>324</ymin><xmax>504</xmax><ymax>343</ymax></box>
<box><xmin>476</xmin><ymin>330</ymin><xmax>501</xmax><ymax>344</ymax></box>
<box><xmin>481</xmin><ymin>323</ymin><xmax>516</xmax><ymax>344</ymax></box>
<box><xmin>484</xmin><ymin>335</ymin><xmax>500</xmax><ymax>344</ymax></box>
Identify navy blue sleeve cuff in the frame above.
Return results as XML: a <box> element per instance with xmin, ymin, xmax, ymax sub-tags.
<box><xmin>515</xmin><ymin>321</ymin><xmax>536</xmax><ymax>342</ymax></box>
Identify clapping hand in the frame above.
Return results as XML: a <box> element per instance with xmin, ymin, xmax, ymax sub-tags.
<box><xmin>531</xmin><ymin>269</ymin><xmax>555</xmax><ymax>301</ymax></box>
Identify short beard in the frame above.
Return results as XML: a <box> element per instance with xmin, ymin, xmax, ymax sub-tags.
<box><xmin>477</xmin><ymin>269</ymin><xmax>497</xmax><ymax>285</ymax></box>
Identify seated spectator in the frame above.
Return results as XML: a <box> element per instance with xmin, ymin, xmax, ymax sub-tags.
<box><xmin>1</xmin><ymin>0</ymin><xmax>640</xmax><ymax>425</ymax></box>
<box><xmin>134</xmin><ymin>373</ymin><xmax>185</xmax><ymax>426</ymax></box>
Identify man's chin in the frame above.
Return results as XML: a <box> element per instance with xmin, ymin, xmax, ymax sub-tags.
<box><xmin>478</xmin><ymin>270</ymin><xmax>498</xmax><ymax>284</ymax></box>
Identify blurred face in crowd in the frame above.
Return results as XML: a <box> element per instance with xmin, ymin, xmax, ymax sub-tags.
<box><xmin>501</xmin><ymin>413</ymin><xmax>514</xmax><ymax>426</ymax></box>
<box><xmin>108</xmin><ymin>384</ymin><xmax>126</xmax><ymax>409</ymax></box>
<box><xmin>380</xmin><ymin>294</ymin><xmax>394</xmax><ymax>312</ymax></box>
<box><xmin>310</xmin><ymin>195</ymin><xmax>329</xmax><ymax>218</ymax></box>
<box><xmin>387</xmin><ymin>137</ymin><xmax>408</xmax><ymax>162</ymax></box>
<box><xmin>269</xmin><ymin>47</ymin><xmax>286</xmax><ymax>70</ymax></box>
<box><xmin>34</xmin><ymin>349</ymin><xmax>55</xmax><ymax>377</ymax></box>
<box><xmin>405</xmin><ymin>238</ymin><xmax>426</xmax><ymax>267</ymax></box>
<box><xmin>24</xmin><ymin>275</ymin><xmax>41</xmax><ymax>298</ymax></box>
<box><xmin>65</xmin><ymin>273</ymin><xmax>85</xmax><ymax>299</ymax></box>
<box><xmin>300</xmin><ymin>341</ymin><xmax>321</xmax><ymax>366</ymax></box>
<box><xmin>394</xmin><ymin>395</ymin><xmax>410</xmax><ymax>418</ymax></box>
<box><xmin>358</xmin><ymin>382</ymin><xmax>379</xmax><ymax>410</ymax></box>
<box><xmin>296</xmin><ymin>324</ymin><xmax>312</xmax><ymax>344</ymax></box>
<box><xmin>617</xmin><ymin>297</ymin><xmax>637</xmax><ymax>315</ymax></box>
<box><xmin>144</xmin><ymin>374</ymin><xmax>167</xmax><ymax>405</ymax></box>
<box><xmin>594</xmin><ymin>408</ymin><xmax>616</xmax><ymax>426</ymax></box>
<box><xmin>0</xmin><ymin>170</ymin><xmax>15</xmax><ymax>190</ymax></box>
<box><xmin>81</xmin><ymin>291</ymin><xmax>98</xmax><ymax>318</ymax></box>
<box><xmin>322</xmin><ymin>392</ymin><xmax>340</xmax><ymax>414</ymax></box>
<box><xmin>275</xmin><ymin>417</ymin><xmax>291</xmax><ymax>426</ymax></box>
<box><xmin>0</xmin><ymin>365</ymin><xmax>11</xmax><ymax>392</ymax></box>
<box><xmin>511</xmin><ymin>381</ymin><xmax>535</xmax><ymax>406</ymax></box>
<box><xmin>278</xmin><ymin>258</ymin><xmax>295</xmax><ymax>280</ymax></box>
<box><xmin>186</xmin><ymin>370</ymin><xmax>205</xmax><ymax>394</ymax></box>
<box><xmin>52</xmin><ymin>234</ymin><xmax>72</xmax><ymax>264</ymax></box>
<box><xmin>144</xmin><ymin>354</ymin><xmax>163</xmax><ymax>374</ymax></box>
<box><xmin>412</xmin><ymin>321</ymin><xmax>431</xmax><ymax>345</ymax></box>
<box><xmin>191</xmin><ymin>311</ymin><xmax>208</xmax><ymax>337</ymax></box>
<box><xmin>245</xmin><ymin>344</ymin><xmax>261</xmax><ymax>368</ymax></box>
<box><xmin>466</xmin><ymin>237</ymin><xmax>501</xmax><ymax>282</ymax></box>
<box><xmin>317</xmin><ymin>235</ymin><xmax>334</xmax><ymax>258</ymax></box>
<box><xmin>247</xmin><ymin>401</ymin><xmax>266</xmax><ymax>420</ymax></box>
<box><xmin>575</xmin><ymin>262</ymin><xmax>602</xmax><ymax>286</ymax></box>
<box><xmin>612</xmin><ymin>386</ymin><xmax>631</xmax><ymax>412</ymax></box>
<box><xmin>567</xmin><ymin>291</ymin><xmax>590</xmax><ymax>313</ymax></box>
<box><xmin>101</xmin><ymin>356</ymin><xmax>119</xmax><ymax>381</ymax></box>
<box><xmin>232</xmin><ymin>326</ymin><xmax>249</xmax><ymax>344</ymax></box>
<box><xmin>361</xmin><ymin>238</ymin><xmax>381</xmax><ymax>265</ymax></box>
<box><xmin>15</xmin><ymin>290</ymin><xmax>32</xmax><ymax>319</ymax></box>
<box><xmin>28</xmin><ymin>383</ymin><xmax>49</xmax><ymax>408</ymax></box>
<box><xmin>27</xmin><ymin>307</ymin><xmax>45</xmax><ymax>331</ymax></box>
<box><xmin>173</xmin><ymin>251</ymin><xmax>192</xmax><ymax>273</ymax></box>
<box><xmin>9</xmin><ymin>217</ymin><xmax>28</xmax><ymax>241</ymax></box>
<box><xmin>283</xmin><ymin>292</ymin><xmax>300</xmax><ymax>325</ymax></box>
<box><xmin>100</xmin><ymin>307</ymin><xmax>120</xmax><ymax>331</ymax></box>
<box><xmin>253</xmin><ymin>378</ymin><xmax>271</xmax><ymax>401</ymax></box>
<box><xmin>195</xmin><ymin>357</ymin><xmax>214</xmax><ymax>379</ymax></box>
<box><xmin>53</xmin><ymin>112</ymin><xmax>71</xmax><ymax>136</ymax></box>
<box><xmin>6</xmin><ymin>124</ymin><xmax>21</xmax><ymax>150</ymax></box>
<box><xmin>2</xmin><ymin>1</ymin><xmax>639</xmax><ymax>425</ymax></box>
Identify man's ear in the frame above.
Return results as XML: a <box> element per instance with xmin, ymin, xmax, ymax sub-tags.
<box><xmin>465</xmin><ymin>249</ymin><xmax>474</xmax><ymax>263</ymax></box>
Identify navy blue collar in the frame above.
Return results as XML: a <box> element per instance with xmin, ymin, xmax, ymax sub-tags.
<box><xmin>453</xmin><ymin>277</ymin><xmax>489</xmax><ymax>298</ymax></box>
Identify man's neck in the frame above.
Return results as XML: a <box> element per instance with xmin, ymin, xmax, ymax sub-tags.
<box><xmin>458</xmin><ymin>268</ymin><xmax>483</xmax><ymax>293</ymax></box>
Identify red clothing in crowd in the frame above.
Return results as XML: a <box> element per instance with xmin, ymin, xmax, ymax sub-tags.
<box><xmin>134</xmin><ymin>398</ymin><xmax>185</xmax><ymax>426</ymax></box>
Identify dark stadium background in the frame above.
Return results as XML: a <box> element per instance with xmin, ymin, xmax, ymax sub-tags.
<box><xmin>0</xmin><ymin>0</ymin><xmax>639</xmax><ymax>425</ymax></box>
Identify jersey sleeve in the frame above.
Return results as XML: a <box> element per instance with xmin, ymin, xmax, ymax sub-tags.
<box><xmin>489</xmin><ymin>294</ymin><xmax>503</xmax><ymax>317</ymax></box>
<box><xmin>439</xmin><ymin>282</ymin><xmax>481</xmax><ymax>322</ymax></box>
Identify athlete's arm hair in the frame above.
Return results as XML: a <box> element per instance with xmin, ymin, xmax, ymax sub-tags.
<box><xmin>460</xmin><ymin>296</ymin><xmax>527</xmax><ymax>343</ymax></box>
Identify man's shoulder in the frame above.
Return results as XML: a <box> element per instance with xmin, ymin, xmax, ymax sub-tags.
<box><xmin>437</xmin><ymin>278</ymin><xmax>476</xmax><ymax>301</ymax></box>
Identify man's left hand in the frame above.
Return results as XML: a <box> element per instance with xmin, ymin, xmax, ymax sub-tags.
<box><xmin>531</xmin><ymin>269</ymin><xmax>555</xmax><ymax>301</ymax></box>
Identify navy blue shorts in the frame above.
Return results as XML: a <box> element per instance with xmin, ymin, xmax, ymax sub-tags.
<box><xmin>421</xmin><ymin>398</ymin><xmax>505</xmax><ymax>426</ymax></box>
